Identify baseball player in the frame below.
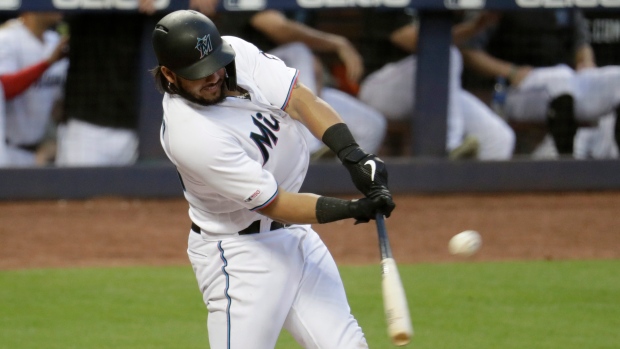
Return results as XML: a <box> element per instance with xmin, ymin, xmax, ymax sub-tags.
<box><xmin>358</xmin><ymin>12</ymin><xmax>515</xmax><ymax>160</ymax></box>
<box><xmin>461</xmin><ymin>9</ymin><xmax>620</xmax><ymax>157</ymax></box>
<box><xmin>571</xmin><ymin>10</ymin><xmax>620</xmax><ymax>159</ymax></box>
<box><xmin>151</xmin><ymin>10</ymin><xmax>395</xmax><ymax>349</ymax></box>
<box><xmin>0</xmin><ymin>12</ymin><xmax>69</xmax><ymax>167</ymax></box>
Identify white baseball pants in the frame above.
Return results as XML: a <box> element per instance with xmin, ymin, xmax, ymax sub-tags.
<box><xmin>55</xmin><ymin>119</ymin><xmax>138</xmax><ymax>166</ymax></box>
<box><xmin>505</xmin><ymin>64</ymin><xmax>620</xmax><ymax>123</ymax></box>
<box><xmin>188</xmin><ymin>224</ymin><xmax>368</xmax><ymax>349</ymax></box>
<box><xmin>358</xmin><ymin>47</ymin><xmax>514</xmax><ymax>160</ymax></box>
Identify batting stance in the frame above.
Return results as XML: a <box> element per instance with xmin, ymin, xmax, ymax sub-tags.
<box><xmin>151</xmin><ymin>11</ymin><xmax>395</xmax><ymax>349</ymax></box>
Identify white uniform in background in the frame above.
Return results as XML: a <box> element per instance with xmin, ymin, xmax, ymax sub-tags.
<box><xmin>359</xmin><ymin>46</ymin><xmax>515</xmax><ymax>160</ymax></box>
<box><xmin>0</xmin><ymin>19</ymin><xmax>67</xmax><ymax>167</ymax></box>
<box><xmin>161</xmin><ymin>36</ymin><xmax>367</xmax><ymax>349</ymax></box>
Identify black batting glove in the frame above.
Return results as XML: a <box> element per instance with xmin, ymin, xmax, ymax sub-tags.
<box><xmin>339</xmin><ymin>147</ymin><xmax>389</xmax><ymax>197</ymax></box>
<box><xmin>321</xmin><ymin>123</ymin><xmax>390</xmax><ymax>198</ymax></box>
<box><xmin>349</xmin><ymin>193</ymin><xmax>395</xmax><ymax>224</ymax></box>
<box><xmin>367</xmin><ymin>188</ymin><xmax>396</xmax><ymax>218</ymax></box>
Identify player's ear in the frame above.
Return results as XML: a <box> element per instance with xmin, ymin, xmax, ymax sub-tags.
<box><xmin>160</xmin><ymin>66</ymin><xmax>176</xmax><ymax>84</ymax></box>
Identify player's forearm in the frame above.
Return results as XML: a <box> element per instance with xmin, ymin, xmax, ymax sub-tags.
<box><xmin>251</xmin><ymin>10</ymin><xmax>346</xmax><ymax>53</ymax></box>
<box><xmin>284</xmin><ymin>22</ymin><xmax>347</xmax><ymax>53</ymax></box>
<box><xmin>460</xmin><ymin>48</ymin><xmax>514</xmax><ymax>78</ymax></box>
<box><xmin>259</xmin><ymin>190</ymin><xmax>321</xmax><ymax>224</ymax></box>
<box><xmin>268</xmin><ymin>21</ymin><xmax>344</xmax><ymax>52</ymax></box>
<box><xmin>452</xmin><ymin>11</ymin><xmax>499</xmax><ymax>46</ymax></box>
<box><xmin>575</xmin><ymin>44</ymin><xmax>596</xmax><ymax>69</ymax></box>
<box><xmin>390</xmin><ymin>24</ymin><xmax>419</xmax><ymax>53</ymax></box>
<box><xmin>258</xmin><ymin>189</ymin><xmax>390</xmax><ymax>225</ymax></box>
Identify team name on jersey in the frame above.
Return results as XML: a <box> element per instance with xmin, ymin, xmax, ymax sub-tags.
<box><xmin>250</xmin><ymin>112</ymin><xmax>280</xmax><ymax>165</ymax></box>
<box><xmin>33</xmin><ymin>74</ymin><xmax>65</xmax><ymax>89</ymax></box>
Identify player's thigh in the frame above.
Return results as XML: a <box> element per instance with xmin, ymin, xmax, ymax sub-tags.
<box><xmin>459</xmin><ymin>91</ymin><xmax>515</xmax><ymax>160</ymax></box>
<box><xmin>505</xmin><ymin>65</ymin><xmax>575</xmax><ymax>122</ymax></box>
<box><xmin>358</xmin><ymin>55</ymin><xmax>416</xmax><ymax>121</ymax></box>
<box><xmin>505</xmin><ymin>87</ymin><xmax>550</xmax><ymax>122</ymax></box>
<box><xmin>283</xmin><ymin>228</ymin><xmax>368</xmax><ymax>349</ymax></box>
<box><xmin>573</xmin><ymin>66</ymin><xmax>620</xmax><ymax>121</ymax></box>
<box><xmin>189</xmin><ymin>230</ymin><xmax>305</xmax><ymax>349</ymax></box>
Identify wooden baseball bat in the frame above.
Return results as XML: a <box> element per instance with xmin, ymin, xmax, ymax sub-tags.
<box><xmin>376</xmin><ymin>214</ymin><xmax>414</xmax><ymax>346</ymax></box>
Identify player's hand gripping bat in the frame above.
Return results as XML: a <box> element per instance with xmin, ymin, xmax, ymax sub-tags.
<box><xmin>376</xmin><ymin>214</ymin><xmax>413</xmax><ymax>346</ymax></box>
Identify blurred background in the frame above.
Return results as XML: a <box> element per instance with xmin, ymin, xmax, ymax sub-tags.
<box><xmin>1</xmin><ymin>0</ymin><xmax>620</xmax><ymax>199</ymax></box>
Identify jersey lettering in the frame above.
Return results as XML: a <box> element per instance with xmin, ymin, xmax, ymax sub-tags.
<box><xmin>33</xmin><ymin>74</ymin><xmax>65</xmax><ymax>88</ymax></box>
<box><xmin>250</xmin><ymin>112</ymin><xmax>280</xmax><ymax>164</ymax></box>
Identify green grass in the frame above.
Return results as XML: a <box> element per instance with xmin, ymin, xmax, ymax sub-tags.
<box><xmin>0</xmin><ymin>260</ymin><xmax>618</xmax><ymax>349</ymax></box>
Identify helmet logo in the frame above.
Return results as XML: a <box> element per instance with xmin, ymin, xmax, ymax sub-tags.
<box><xmin>195</xmin><ymin>35</ymin><xmax>213</xmax><ymax>59</ymax></box>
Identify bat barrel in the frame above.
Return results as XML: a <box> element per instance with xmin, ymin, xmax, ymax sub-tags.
<box><xmin>376</xmin><ymin>215</ymin><xmax>414</xmax><ymax>346</ymax></box>
<box><xmin>381</xmin><ymin>257</ymin><xmax>414</xmax><ymax>346</ymax></box>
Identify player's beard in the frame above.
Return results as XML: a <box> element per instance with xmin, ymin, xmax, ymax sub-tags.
<box><xmin>174</xmin><ymin>78</ymin><xmax>227</xmax><ymax>107</ymax></box>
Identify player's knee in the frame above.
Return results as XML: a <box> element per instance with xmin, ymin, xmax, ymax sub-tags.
<box><xmin>547</xmin><ymin>94</ymin><xmax>577</xmax><ymax>154</ymax></box>
<box><xmin>496</xmin><ymin>125</ymin><xmax>516</xmax><ymax>159</ymax></box>
<box><xmin>369</xmin><ymin>109</ymin><xmax>387</xmax><ymax>133</ymax></box>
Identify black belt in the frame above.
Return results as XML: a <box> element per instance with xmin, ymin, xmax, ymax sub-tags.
<box><xmin>6</xmin><ymin>139</ymin><xmax>41</xmax><ymax>153</ymax></box>
<box><xmin>191</xmin><ymin>220</ymin><xmax>286</xmax><ymax>235</ymax></box>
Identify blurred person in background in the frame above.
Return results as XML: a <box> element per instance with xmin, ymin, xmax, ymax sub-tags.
<box><xmin>570</xmin><ymin>10</ymin><xmax>620</xmax><ymax>159</ymax></box>
<box><xmin>56</xmin><ymin>0</ymin><xmax>216</xmax><ymax>166</ymax></box>
<box><xmin>461</xmin><ymin>9</ymin><xmax>620</xmax><ymax>159</ymax></box>
<box><xmin>358</xmin><ymin>11</ymin><xmax>515</xmax><ymax>160</ymax></box>
<box><xmin>0</xmin><ymin>11</ymin><xmax>69</xmax><ymax>167</ymax></box>
<box><xmin>55</xmin><ymin>2</ymin><xmax>151</xmax><ymax>166</ymax></box>
<box><xmin>213</xmin><ymin>7</ymin><xmax>386</xmax><ymax>160</ymax></box>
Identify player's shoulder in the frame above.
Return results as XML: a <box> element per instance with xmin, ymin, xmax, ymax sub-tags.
<box><xmin>222</xmin><ymin>35</ymin><xmax>262</xmax><ymax>73</ymax></box>
<box><xmin>0</xmin><ymin>19</ymin><xmax>22</xmax><ymax>39</ymax></box>
<box><xmin>223</xmin><ymin>35</ymin><xmax>261</xmax><ymax>56</ymax></box>
<box><xmin>223</xmin><ymin>35</ymin><xmax>252</xmax><ymax>47</ymax></box>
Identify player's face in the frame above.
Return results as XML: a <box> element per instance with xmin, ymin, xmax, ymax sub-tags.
<box><xmin>174</xmin><ymin>68</ymin><xmax>227</xmax><ymax>106</ymax></box>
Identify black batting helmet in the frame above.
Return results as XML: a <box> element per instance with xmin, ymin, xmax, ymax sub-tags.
<box><xmin>152</xmin><ymin>10</ymin><xmax>237</xmax><ymax>89</ymax></box>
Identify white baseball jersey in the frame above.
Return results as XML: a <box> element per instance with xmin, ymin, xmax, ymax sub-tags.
<box><xmin>0</xmin><ymin>19</ymin><xmax>68</xmax><ymax>147</ymax></box>
<box><xmin>160</xmin><ymin>36</ymin><xmax>309</xmax><ymax>235</ymax></box>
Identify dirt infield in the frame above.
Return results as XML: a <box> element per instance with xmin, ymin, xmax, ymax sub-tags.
<box><xmin>1</xmin><ymin>192</ymin><xmax>619</xmax><ymax>270</ymax></box>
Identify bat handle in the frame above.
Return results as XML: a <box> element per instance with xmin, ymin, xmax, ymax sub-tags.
<box><xmin>375</xmin><ymin>214</ymin><xmax>393</xmax><ymax>260</ymax></box>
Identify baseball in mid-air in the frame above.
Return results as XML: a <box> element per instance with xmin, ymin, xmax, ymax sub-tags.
<box><xmin>448</xmin><ymin>230</ymin><xmax>482</xmax><ymax>257</ymax></box>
